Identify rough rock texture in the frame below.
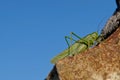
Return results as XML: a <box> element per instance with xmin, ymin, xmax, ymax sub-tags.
<box><xmin>45</xmin><ymin>66</ymin><xmax>60</xmax><ymax>80</ymax></box>
<box><xmin>46</xmin><ymin>27</ymin><xmax>120</xmax><ymax>80</ymax></box>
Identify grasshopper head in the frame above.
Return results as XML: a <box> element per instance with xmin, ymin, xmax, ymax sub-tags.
<box><xmin>91</xmin><ymin>32</ymin><xmax>99</xmax><ymax>40</ymax></box>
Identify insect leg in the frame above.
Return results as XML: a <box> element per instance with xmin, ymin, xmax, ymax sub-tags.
<box><xmin>65</xmin><ymin>32</ymin><xmax>79</xmax><ymax>55</ymax></box>
<box><xmin>71</xmin><ymin>32</ymin><xmax>90</xmax><ymax>46</ymax></box>
<box><xmin>71</xmin><ymin>32</ymin><xmax>81</xmax><ymax>39</ymax></box>
<box><xmin>65</xmin><ymin>36</ymin><xmax>76</xmax><ymax>47</ymax></box>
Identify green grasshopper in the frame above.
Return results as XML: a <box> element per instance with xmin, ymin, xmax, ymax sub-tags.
<box><xmin>51</xmin><ymin>32</ymin><xmax>99</xmax><ymax>64</ymax></box>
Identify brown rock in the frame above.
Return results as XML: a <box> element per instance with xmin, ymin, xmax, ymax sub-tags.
<box><xmin>46</xmin><ymin>27</ymin><xmax>120</xmax><ymax>80</ymax></box>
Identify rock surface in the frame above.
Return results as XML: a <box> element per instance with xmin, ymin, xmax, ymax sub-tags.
<box><xmin>46</xmin><ymin>27</ymin><xmax>120</xmax><ymax>80</ymax></box>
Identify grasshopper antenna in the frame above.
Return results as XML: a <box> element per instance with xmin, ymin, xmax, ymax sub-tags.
<box><xmin>97</xmin><ymin>17</ymin><xmax>107</xmax><ymax>34</ymax></box>
<box><xmin>95</xmin><ymin>17</ymin><xmax>107</xmax><ymax>43</ymax></box>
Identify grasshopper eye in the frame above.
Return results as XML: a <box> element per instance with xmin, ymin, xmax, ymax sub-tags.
<box><xmin>91</xmin><ymin>32</ymin><xmax>98</xmax><ymax>40</ymax></box>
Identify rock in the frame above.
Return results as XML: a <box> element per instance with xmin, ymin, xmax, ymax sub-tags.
<box><xmin>46</xmin><ymin>27</ymin><xmax>120</xmax><ymax>80</ymax></box>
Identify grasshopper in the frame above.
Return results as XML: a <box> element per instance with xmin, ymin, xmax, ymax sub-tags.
<box><xmin>51</xmin><ymin>32</ymin><xmax>99</xmax><ymax>64</ymax></box>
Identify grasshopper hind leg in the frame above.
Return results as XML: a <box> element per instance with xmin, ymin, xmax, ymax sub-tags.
<box><xmin>70</xmin><ymin>32</ymin><xmax>90</xmax><ymax>47</ymax></box>
<box><xmin>65</xmin><ymin>36</ymin><xmax>76</xmax><ymax>56</ymax></box>
<box><xmin>65</xmin><ymin>32</ymin><xmax>82</xmax><ymax>56</ymax></box>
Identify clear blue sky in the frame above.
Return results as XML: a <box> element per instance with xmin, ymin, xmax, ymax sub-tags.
<box><xmin>0</xmin><ymin>0</ymin><xmax>116</xmax><ymax>80</ymax></box>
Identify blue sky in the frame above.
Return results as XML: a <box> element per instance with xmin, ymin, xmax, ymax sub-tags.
<box><xmin>0</xmin><ymin>0</ymin><xmax>116</xmax><ymax>80</ymax></box>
